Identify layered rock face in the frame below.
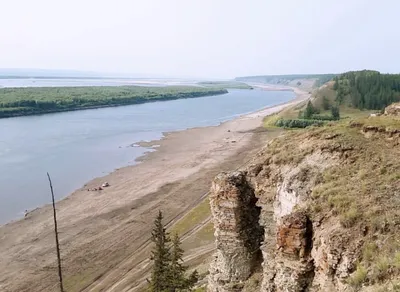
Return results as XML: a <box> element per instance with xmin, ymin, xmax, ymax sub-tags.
<box><xmin>208</xmin><ymin>172</ymin><xmax>263</xmax><ymax>292</ymax></box>
<box><xmin>384</xmin><ymin>102</ymin><xmax>400</xmax><ymax>117</ymax></box>
<box><xmin>208</xmin><ymin>142</ymin><xmax>361</xmax><ymax>291</ymax></box>
<box><xmin>272</xmin><ymin>212</ymin><xmax>314</xmax><ymax>291</ymax></box>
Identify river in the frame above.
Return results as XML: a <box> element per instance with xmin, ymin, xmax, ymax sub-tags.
<box><xmin>0</xmin><ymin>77</ymin><xmax>197</xmax><ymax>88</ymax></box>
<box><xmin>0</xmin><ymin>88</ymin><xmax>294</xmax><ymax>224</ymax></box>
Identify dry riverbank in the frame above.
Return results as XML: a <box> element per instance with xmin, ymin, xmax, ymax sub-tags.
<box><xmin>0</xmin><ymin>87</ymin><xmax>309</xmax><ymax>292</ymax></box>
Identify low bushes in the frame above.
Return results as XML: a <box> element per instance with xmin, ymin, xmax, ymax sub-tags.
<box><xmin>275</xmin><ymin>118</ymin><xmax>324</xmax><ymax>128</ymax></box>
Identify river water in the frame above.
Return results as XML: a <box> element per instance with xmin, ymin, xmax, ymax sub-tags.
<box><xmin>0</xmin><ymin>78</ymin><xmax>197</xmax><ymax>88</ymax></box>
<box><xmin>0</xmin><ymin>88</ymin><xmax>294</xmax><ymax>224</ymax></box>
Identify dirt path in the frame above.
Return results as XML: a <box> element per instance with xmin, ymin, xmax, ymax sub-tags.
<box><xmin>0</xmin><ymin>88</ymin><xmax>309</xmax><ymax>292</ymax></box>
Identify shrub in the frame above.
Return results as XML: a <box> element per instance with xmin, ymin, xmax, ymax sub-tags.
<box><xmin>322</xmin><ymin>96</ymin><xmax>331</xmax><ymax>110</ymax></box>
<box><xmin>331</xmin><ymin>106</ymin><xmax>341</xmax><ymax>120</ymax></box>
<box><xmin>348</xmin><ymin>264</ymin><xmax>368</xmax><ymax>288</ymax></box>
<box><xmin>394</xmin><ymin>252</ymin><xmax>400</xmax><ymax>270</ymax></box>
<box><xmin>275</xmin><ymin>119</ymin><xmax>324</xmax><ymax>128</ymax></box>
<box><xmin>363</xmin><ymin>243</ymin><xmax>378</xmax><ymax>262</ymax></box>
<box><xmin>312</xmin><ymin>114</ymin><xmax>338</xmax><ymax>121</ymax></box>
<box><xmin>372</xmin><ymin>257</ymin><xmax>390</xmax><ymax>282</ymax></box>
<box><xmin>304</xmin><ymin>100</ymin><xmax>316</xmax><ymax>119</ymax></box>
<box><xmin>340</xmin><ymin>207</ymin><xmax>360</xmax><ymax>228</ymax></box>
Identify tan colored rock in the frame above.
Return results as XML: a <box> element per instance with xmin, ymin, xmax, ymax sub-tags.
<box><xmin>276</xmin><ymin>212</ymin><xmax>311</xmax><ymax>259</ymax></box>
<box><xmin>384</xmin><ymin>102</ymin><xmax>400</xmax><ymax>116</ymax></box>
<box><xmin>206</xmin><ymin>128</ymin><xmax>397</xmax><ymax>291</ymax></box>
<box><xmin>208</xmin><ymin>172</ymin><xmax>263</xmax><ymax>292</ymax></box>
<box><xmin>270</xmin><ymin>212</ymin><xmax>314</xmax><ymax>292</ymax></box>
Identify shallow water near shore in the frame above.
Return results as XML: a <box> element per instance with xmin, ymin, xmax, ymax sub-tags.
<box><xmin>0</xmin><ymin>89</ymin><xmax>294</xmax><ymax>224</ymax></box>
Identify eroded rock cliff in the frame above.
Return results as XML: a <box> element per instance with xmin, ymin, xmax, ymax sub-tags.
<box><xmin>208</xmin><ymin>116</ymin><xmax>400</xmax><ymax>291</ymax></box>
<box><xmin>208</xmin><ymin>172</ymin><xmax>263</xmax><ymax>292</ymax></box>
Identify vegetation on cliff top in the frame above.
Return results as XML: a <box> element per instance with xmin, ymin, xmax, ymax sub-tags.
<box><xmin>264</xmin><ymin>114</ymin><xmax>400</xmax><ymax>290</ymax></box>
<box><xmin>266</xmin><ymin>69</ymin><xmax>400</xmax><ymax>129</ymax></box>
<box><xmin>0</xmin><ymin>86</ymin><xmax>228</xmax><ymax>118</ymax></box>
<box><xmin>259</xmin><ymin>71</ymin><xmax>400</xmax><ymax>290</ymax></box>
<box><xmin>334</xmin><ymin>70</ymin><xmax>400</xmax><ymax>110</ymax></box>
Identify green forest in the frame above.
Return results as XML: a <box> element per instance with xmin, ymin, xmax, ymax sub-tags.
<box><xmin>0</xmin><ymin>86</ymin><xmax>227</xmax><ymax>118</ymax></box>
<box><xmin>334</xmin><ymin>70</ymin><xmax>400</xmax><ymax>110</ymax></box>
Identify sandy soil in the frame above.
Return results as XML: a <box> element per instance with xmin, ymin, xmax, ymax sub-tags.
<box><xmin>0</xmin><ymin>87</ymin><xmax>309</xmax><ymax>292</ymax></box>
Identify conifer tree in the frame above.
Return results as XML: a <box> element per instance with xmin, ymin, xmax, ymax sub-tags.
<box><xmin>322</xmin><ymin>96</ymin><xmax>330</xmax><ymax>110</ymax></box>
<box><xmin>149</xmin><ymin>212</ymin><xmax>198</xmax><ymax>292</ymax></box>
<box><xmin>168</xmin><ymin>233</ymin><xmax>198</xmax><ymax>291</ymax></box>
<box><xmin>149</xmin><ymin>211</ymin><xmax>171</xmax><ymax>292</ymax></box>
<box><xmin>333</xmin><ymin>76</ymin><xmax>339</xmax><ymax>90</ymax></box>
<box><xmin>331</xmin><ymin>106</ymin><xmax>340</xmax><ymax>120</ymax></box>
<box><xmin>303</xmin><ymin>100</ymin><xmax>315</xmax><ymax>119</ymax></box>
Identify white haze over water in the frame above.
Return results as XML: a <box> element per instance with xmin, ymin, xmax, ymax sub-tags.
<box><xmin>0</xmin><ymin>0</ymin><xmax>399</xmax><ymax>78</ymax></box>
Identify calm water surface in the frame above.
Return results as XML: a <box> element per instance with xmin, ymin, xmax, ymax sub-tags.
<box><xmin>0</xmin><ymin>78</ymin><xmax>197</xmax><ymax>87</ymax></box>
<box><xmin>0</xmin><ymin>89</ymin><xmax>294</xmax><ymax>224</ymax></box>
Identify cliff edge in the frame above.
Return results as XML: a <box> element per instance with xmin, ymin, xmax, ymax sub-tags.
<box><xmin>208</xmin><ymin>113</ymin><xmax>400</xmax><ymax>291</ymax></box>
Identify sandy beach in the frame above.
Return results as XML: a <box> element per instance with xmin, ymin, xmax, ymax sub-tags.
<box><xmin>0</xmin><ymin>87</ymin><xmax>309</xmax><ymax>292</ymax></box>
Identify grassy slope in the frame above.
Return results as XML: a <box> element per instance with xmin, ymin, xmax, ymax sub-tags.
<box><xmin>260</xmin><ymin>80</ymin><xmax>399</xmax><ymax>290</ymax></box>
<box><xmin>260</xmin><ymin>76</ymin><xmax>399</xmax><ymax>289</ymax></box>
<box><xmin>263</xmin><ymin>81</ymin><xmax>376</xmax><ymax>128</ymax></box>
<box><xmin>181</xmin><ymin>79</ymin><xmax>398</xmax><ymax>290</ymax></box>
<box><xmin>263</xmin><ymin>115</ymin><xmax>400</xmax><ymax>290</ymax></box>
<box><xmin>0</xmin><ymin>86</ymin><xmax>228</xmax><ymax>118</ymax></box>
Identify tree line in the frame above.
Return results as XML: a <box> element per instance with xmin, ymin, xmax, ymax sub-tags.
<box><xmin>300</xmin><ymin>100</ymin><xmax>340</xmax><ymax>120</ymax></box>
<box><xmin>235</xmin><ymin>73</ymin><xmax>336</xmax><ymax>87</ymax></box>
<box><xmin>334</xmin><ymin>70</ymin><xmax>400</xmax><ymax>110</ymax></box>
<box><xmin>0</xmin><ymin>86</ymin><xmax>228</xmax><ymax>118</ymax></box>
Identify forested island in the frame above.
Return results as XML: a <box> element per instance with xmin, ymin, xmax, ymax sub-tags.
<box><xmin>0</xmin><ymin>86</ymin><xmax>228</xmax><ymax>118</ymax></box>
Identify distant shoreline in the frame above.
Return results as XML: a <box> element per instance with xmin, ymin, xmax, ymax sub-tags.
<box><xmin>0</xmin><ymin>86</ymin><xmax>228</xmax><ymax>119</ymax></box>
<box><xmin>0</xmin><ymin>92</ymin><xmax>227</xmax><ymax>119</ymax></box>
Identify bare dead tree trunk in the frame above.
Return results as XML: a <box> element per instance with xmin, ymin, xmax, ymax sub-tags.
<box><xmin>47</xmin><ymin>172</ymin><xmax>64</xmax><ymax>292</ymax></box>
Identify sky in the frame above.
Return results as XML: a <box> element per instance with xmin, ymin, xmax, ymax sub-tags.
<box><xmin>0</xmin><ymin>0</ymin><xmax>399</xmax><ymax>79</ymax></box>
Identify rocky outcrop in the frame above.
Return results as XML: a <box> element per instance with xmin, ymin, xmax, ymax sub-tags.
<box><xmin>208</xmin><ymin>172</ymin><xmax>263</xmax><ymax>292</ymax></box>
<box><xmin>310</xmin><ymin>224</ymin><xmax>362</xmax><ymax>291</ymax></box>
<box><xmin>384</xmin><ymin>102</ymin><xmax>400</xmax><ymax>116</ymax></box>
<box><xmin>208</xmin><ymin>154</ymin><xmax>336</xmax><ymax>291</ymax></box>
<box><xmin>207</xmin><ymin>128</ymin><xmax>376</xmax><ymax>291</ymax></box>
<box><xmin>270</xmin><ymin>212</ymin><xmax>315</xmax><ymax>291</ymax></box>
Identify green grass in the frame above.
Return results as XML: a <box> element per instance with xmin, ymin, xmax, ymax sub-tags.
<box><xmin>287</xmin><ymin>81</ymin><xmax>375</xmax><ymax>122</ymax></box>
<box><xmin>363</xmin><ymin>243</ymin><xmax>378</xmax><ymax>262</ymax></box>
<box><xmin>347</xmin><ymin>264</ymin><xmax>368</xmax><ymax>288</ymax></box>
<box><xmin>0</xmin><ymin>86</ymin><xmax>227</xmax><ymax>118</ymax></box>
<box><xmin>263</xmin><ymin>114</ymin><xmax>400</xmax><ymax>288</ymax></box>
<box><xmin>263</xmin><ymin>114</ymin><xmax>281</xmax><ymax>128</ymax></box>
<box><xmin>261</xmin><ymin>81</ymin><xmax>373</xmax><ymax>130</ymax></box>
<box><xmin>260</xmin><ymin>80</ymin><xmax>399</xmax><ymax>289</ymax></box>
<box><xmin>169</xmin><ymin>198</ymin><xmax>211</xmax><ymax>237</ymax></box>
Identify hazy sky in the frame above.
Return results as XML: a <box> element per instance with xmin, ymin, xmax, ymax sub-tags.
<box><xmin>1</xmin><ymin>0</ymin><xmax>399</xmax><ymax>78</ymax></box>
